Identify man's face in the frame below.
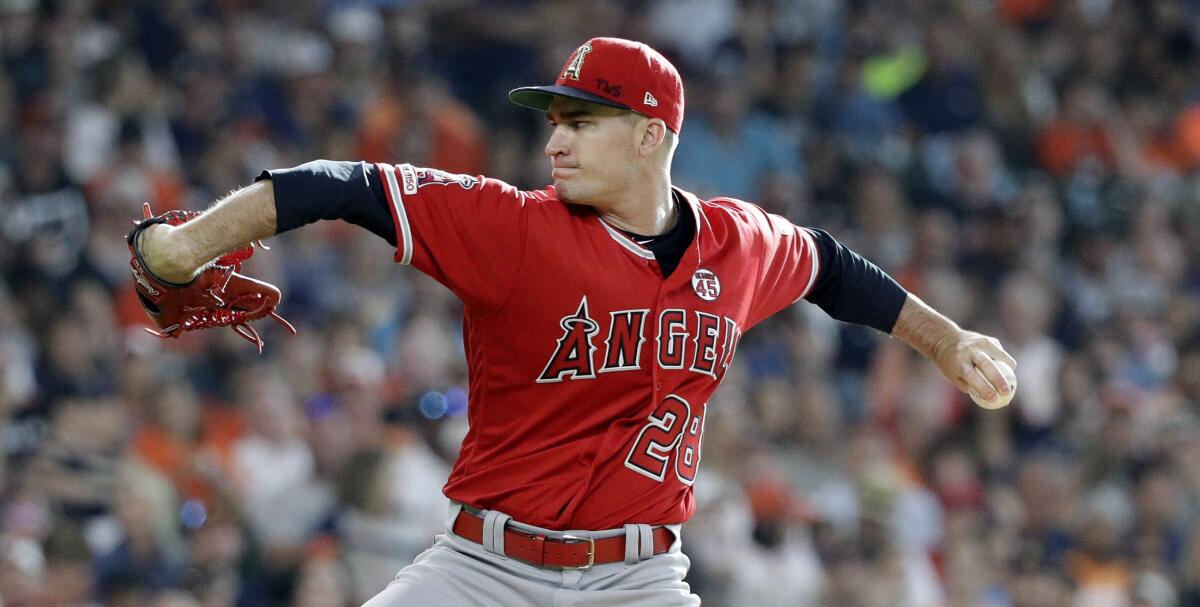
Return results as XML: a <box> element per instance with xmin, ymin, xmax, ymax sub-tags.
<box><xmin>544</xmin><ymin>96</ymin><xmax>640</xmax><ymax>206</ymax></box>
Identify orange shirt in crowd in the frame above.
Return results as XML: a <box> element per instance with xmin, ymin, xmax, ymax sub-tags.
<box><xmin>1036</xmin><ymin>122</ymin><xmax>1116</xmax><ymax>177</ymax></box>
<box><xmin>357</xmin><ymin>94</ymin><xmax>486</xmax><ymax>176</ymax></box>
<box><xmin>1000</xmin><ymin>0</ymin><xmax>1053</xmax><ymax>25</ymax></box>
<box><xmin>132</xmin><ymin>406</ymin><xmax>246</xmax><ymax>501</ymax></box>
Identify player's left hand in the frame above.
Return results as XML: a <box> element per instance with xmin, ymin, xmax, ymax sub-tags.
<box><xmin>932</xmin><ymin>330</ymin><xmax>1017</xmax><ymax>405</ymax></box>
<box><xmin>127</xmin><ymin>203</ymin><xmax>296</xmax><ymax>353</ymax></box>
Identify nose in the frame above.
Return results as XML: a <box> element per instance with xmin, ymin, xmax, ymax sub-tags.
<box><xmin>544</xmin><ymin>125</ymin><xmax>570</xmax><ymax>159</ymax></box>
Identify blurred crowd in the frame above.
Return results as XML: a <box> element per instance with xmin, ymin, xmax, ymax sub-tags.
<box><xmin>2</xmin><ymin>0</ymin><xmax>1200</xmax><ymax>605</ymax></box>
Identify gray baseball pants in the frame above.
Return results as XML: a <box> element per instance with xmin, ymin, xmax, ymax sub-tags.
<box><xmin>361</xmin><ymin>502</ymin><xmax>700</xmax><ymax>606</ymax></box>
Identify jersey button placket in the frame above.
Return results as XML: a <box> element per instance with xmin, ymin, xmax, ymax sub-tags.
<box><xmin>650</xmin><ymin>329</ymin><xmax>661</xmax><ymax>396</ymax></box>
<box><xmin>651</xmin><ymin>281</ymin><xmax>669</xmax><ymax>395</ymax></box>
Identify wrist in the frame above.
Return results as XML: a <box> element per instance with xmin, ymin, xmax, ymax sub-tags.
<box><xmin>893</xmin><ymin>293</ymin><xmax>962</xmax><ymax>361</ymax></box>
<box><xmin>929</xmin><ymin>325</ymin><xmax>963</xmax><ymax>365</ymax></box>
<box><xmin>138</xmin><ymin>224</ymin><xmax>201</xmax><ymax>284</ymax></box>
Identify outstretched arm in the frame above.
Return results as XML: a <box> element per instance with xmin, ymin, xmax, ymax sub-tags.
<box><xmin>799</xmin><ymin>228</ymin><xmax>1015</xmax><ymax>404</ymax></box>
<box><xmin>137</xmin><ymin>180</ymin><xmax>278</xmax><ymax>283</ymax></box>
<box><xmin>891</xmin><ymin>293</ymin><xmax>1017</xmax><ymax>403</ymax></box>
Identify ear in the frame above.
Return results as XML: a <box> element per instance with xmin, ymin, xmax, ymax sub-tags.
<box><xmin>638</xmin><ymin>119</ymin><xmax>668</xmax><ymax>157</ymax></box>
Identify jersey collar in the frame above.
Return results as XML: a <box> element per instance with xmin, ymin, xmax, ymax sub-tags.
<box><xmin>593</xmin><ymin>187</ymin><xmax>706</xmax><ymax>289</ymax></box>
<box><xmin>594</xmin><ymin>187</ymin><xmax>704</xmax><ymax>263</ymax></box>
<box><xmin>596</xmin><ymin>217</ymin><xmax>656</xmax><ymax>260</ymax></box>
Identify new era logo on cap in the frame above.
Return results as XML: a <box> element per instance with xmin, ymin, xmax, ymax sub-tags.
<box><xmin>508</xmin><ymin>37</ymin><xmax>685</xmax><ymax>133</ymax></box>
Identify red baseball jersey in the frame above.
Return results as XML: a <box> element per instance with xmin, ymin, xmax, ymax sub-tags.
<box><xmin>376</xmin><ymin>162</ymin><xmax>820</xmax><ymax>530</ymax></box>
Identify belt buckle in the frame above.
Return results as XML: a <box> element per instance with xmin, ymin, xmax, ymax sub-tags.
<box><xmin>558</xmin><ymin>534</ymin><xmax>595</xmax><ymax>570</ymax></box>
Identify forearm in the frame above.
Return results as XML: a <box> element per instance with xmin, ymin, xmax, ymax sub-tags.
<box><xmin>139</xmin><ymin>180</ymin><xmax>277</xmax><ymax>282</ymax></box>
<box><xmin>137</xmin><ymin>161</ymin><xmax>395</xmax><ymax>283</ymax></box>
<box><xmin>890</xmin><ymin>293</ymin><xmax>962</xmax><ymax>363</ymax></box>
<box><xmin>892</xmin><ymin>292</ymin><xmax>1017</xmax><ymax>403</ymax></box>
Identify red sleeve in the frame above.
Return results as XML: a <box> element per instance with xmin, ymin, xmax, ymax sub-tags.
<box><xmin>745</xmin><ymin>207</ymin><xmax>821</xmax><ymax>328</ymax></box>
<box><xmin>376</xmin><ymin>163</ymin><xmax>528</xmax><ymax>314</ymax></box>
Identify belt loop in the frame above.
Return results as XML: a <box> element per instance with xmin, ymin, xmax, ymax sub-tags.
<box><xmin>446</xmin><ymin>501</ymin><xmax>464</xmax><ymax>530</ymax></box>
<box><xmin>482</xmin><ymin>510</ymin><xmax>512</xmax><ymax>558</ymax></box>
<box><xmin>637</xmin><ymin>524</ymin><xmax>654</xmax><ymax>560</ymax></box>
<box><xmin>623</xmin><ymin>524</ymin><xmax>639</xmax><ymax>565</ymax></box>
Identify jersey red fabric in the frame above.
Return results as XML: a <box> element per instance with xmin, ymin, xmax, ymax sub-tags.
<box><xmin>377</xmin><ymin>163</ymin><xmax>820</xmax><ymax>530</ymax></box>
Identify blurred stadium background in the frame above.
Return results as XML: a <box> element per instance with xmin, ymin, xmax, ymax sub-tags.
<box><xmin>2</xmin><ymin>0</ymin><xmax>1200</xmax><ymax>605</ymax></box>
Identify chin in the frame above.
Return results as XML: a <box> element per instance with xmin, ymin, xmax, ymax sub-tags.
<box><xmin>555</xmin><ymin>183</ymin><xmax>594</xmax><ymax>207</ymax></box>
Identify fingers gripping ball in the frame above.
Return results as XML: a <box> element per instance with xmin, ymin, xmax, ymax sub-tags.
<box><xmin>968</xmin><ymin>359</ymin><xmax>1017</xmax><ymax>409</ymax></box>
<box><xmin>127</xmin><ymin>203</ymin><xmax>296</xmax><ymax>353</ymax></box>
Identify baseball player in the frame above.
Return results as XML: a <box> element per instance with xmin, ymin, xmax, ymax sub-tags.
<box><xmin>128</xmin><ymin>38</ymin><xmax>1016</xmax><ymax>606</ymax></box>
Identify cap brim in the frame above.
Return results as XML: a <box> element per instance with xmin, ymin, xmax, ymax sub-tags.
<box><xmin>508</xmin><ymin>85</ymin><xmax>631</xmax><ymax>112</ymax></box>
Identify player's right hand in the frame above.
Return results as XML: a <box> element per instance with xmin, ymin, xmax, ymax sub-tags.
<box><xmin>933</xmin><ymin>330</ymin><xmax>1017</xmax><ymax>405</ymax></box>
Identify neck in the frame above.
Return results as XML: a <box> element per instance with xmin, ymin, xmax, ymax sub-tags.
<box><xmin>597</xmin><ymin>178</ymin><xmax>676</xmax><ymax>236</ymax></box>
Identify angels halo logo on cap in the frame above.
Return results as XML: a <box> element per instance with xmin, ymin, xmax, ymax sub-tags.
<box><xmin>561</xmin><ymin>43</ymin><xmax>592</xmax><ymax>81</ymax></box>
<box><xmin>508</xmin><ymin>37</ymin><xmax>686</xmax><ymax>133</ymax></box>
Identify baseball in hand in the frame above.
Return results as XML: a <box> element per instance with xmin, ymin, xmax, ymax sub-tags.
<box><xmin>968</xmin><ymin>359</ymin><xmax>1017</xmax><ymax>409</ymax></box>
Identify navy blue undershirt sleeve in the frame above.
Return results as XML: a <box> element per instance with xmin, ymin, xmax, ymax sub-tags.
<box><xmin>803</xmin><ymin>228</ymin><xmax>908</xmax><ymax>334</ymax></box>
<box><xmin>255</xmin><ymin>160</ymin><xmax>397</xmax><ymax>245</ymax></box>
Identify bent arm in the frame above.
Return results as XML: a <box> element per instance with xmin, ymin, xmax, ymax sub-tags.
<box><xmin>136</xmin><ymin>160</ymin><xmax>395</xmax><ymax>283</ymax></box>
<box><xmin>138</xmin><ymin>180</ymin><xmax>278</xmax><ymax>283</ymax></box>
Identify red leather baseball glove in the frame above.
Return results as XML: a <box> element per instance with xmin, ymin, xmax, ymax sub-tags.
<box><xmin>127</xmin><ymin>203</ymin><xmax>296</xmax><ymax>353</ymax></box>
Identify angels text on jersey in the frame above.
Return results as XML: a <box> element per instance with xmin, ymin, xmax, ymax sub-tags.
<box><xmin>537</xmin><ymin>295</ymin><xmax>743</xmax><ymax>383</ymax></box>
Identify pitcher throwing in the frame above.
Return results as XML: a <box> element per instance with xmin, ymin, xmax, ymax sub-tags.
<box><xmin>128</xmin><ymin>38</ymin><xmax>1016</xmax><ymax>606</ymax></box>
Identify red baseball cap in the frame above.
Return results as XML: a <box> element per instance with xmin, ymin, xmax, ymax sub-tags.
<box><xmin>509</xmin><ymin>37</ymin><xmax>685</xmax><ymax>133</ymax></box>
